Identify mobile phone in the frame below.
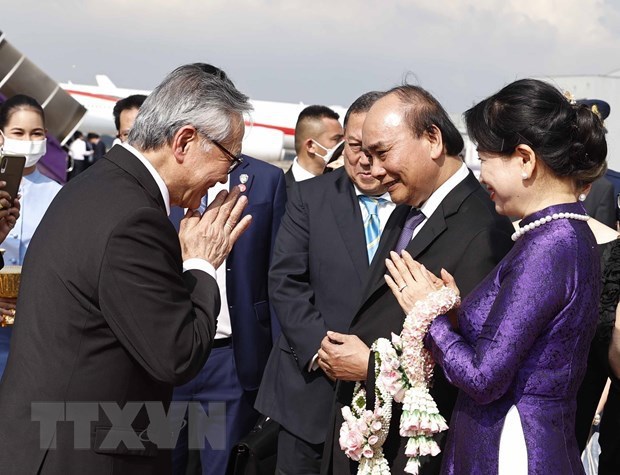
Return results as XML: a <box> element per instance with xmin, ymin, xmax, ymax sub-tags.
<box><xmin>0</xmin><ymin>154</ymin><xmax>26</xmax><ymax>203</ymax></box>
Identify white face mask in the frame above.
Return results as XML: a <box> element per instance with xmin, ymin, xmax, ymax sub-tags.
<box><xmin>0</xmin><ymin>131</ymin><xmax>47</xmax><ymax>167</ymax></box>
<box><xmin>313</xmin><ymin>139</ymin><xmax>344</xmax><ymax>164</ymax></box>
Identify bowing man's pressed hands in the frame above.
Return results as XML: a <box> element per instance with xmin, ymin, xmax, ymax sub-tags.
<box><xmin>179</xmin><ymin>184</ymin><xmax>252</xmax><ymax>269</ymax></box>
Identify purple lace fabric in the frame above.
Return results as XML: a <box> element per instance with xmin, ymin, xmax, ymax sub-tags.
<box><xmin>428</xmin><ymin>203</ymin><xmax>600</xmax><ymax>474</ymax></box>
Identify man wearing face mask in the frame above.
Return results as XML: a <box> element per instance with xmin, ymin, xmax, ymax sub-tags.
<box><xmin>284</xmin><ymin>105</ymin><xmax>343</xmax><ymax>194</ymax></box>
<box><xmin>0</xmin><ymin>94</ymin><xmax>60</xmax><ymax>378</ymax></box>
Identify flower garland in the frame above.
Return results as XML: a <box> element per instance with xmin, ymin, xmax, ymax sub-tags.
<box><xmin>339</xmin><ymin>286</ymin><xmax>460</xmax><ymax>474</ymax></box>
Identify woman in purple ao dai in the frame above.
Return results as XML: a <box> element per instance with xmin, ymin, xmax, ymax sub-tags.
<box><xmin>386</xmin><ymin>79</ymin><xmax>609</xmax><ymax>474</ymax></box>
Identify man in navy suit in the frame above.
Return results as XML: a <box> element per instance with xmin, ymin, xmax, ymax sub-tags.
<box><xmin>169</xmin><ymin>58</ymin><xmax>287</xmax><ymax>475</ymax></box>
<box><xmin>255</xmin><ymin>92</ymin><xmax>395</xmax><ymax>474</ymax></box>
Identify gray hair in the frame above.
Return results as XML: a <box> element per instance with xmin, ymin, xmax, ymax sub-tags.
<box><xmin>128</xmin><ymin>64</ymin><xmax>252</xmax><ymax>151</ymax></box>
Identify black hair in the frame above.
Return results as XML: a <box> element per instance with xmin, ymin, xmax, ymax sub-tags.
<box><xmin>344</xmin><ymin>91</ymin><xmax>385</xmax><ymax>128</ymax></box>
<box><xmin>296</xmin><ymin>105</ymin><xmax>340</xmax><ymax>125</ymax></box>
<box><xmin>387</xmin><ymin>85</ymin><xmax>464</xmax><ymax>156</ymax></box>
<box><xmin>0</xmin><ymin>94</ymin><xmax>45</xmax><ymax>130</ymax></box>
<box><xmin>465</xmin><ymin>78</ymin><xmax>607</xmax><ymax>184</ymax></box>
<box><xmin>190</xmin><ymin>63</ymin><xmax>234</xmax><ymax>87</ymax></box>
<box><xmin>294</xmin><ymin>105</ymin><xmax>341</xmax><ymax>154</ymax></box>
<box><xmin>113</xmin><ymin>94</ymin><xmax>148</xmax><ymax>131</ymax></box>
<box><xmin>87</xmin><ymin>132</ymin><xmax>100</xmax><ymax>140</ymax></box>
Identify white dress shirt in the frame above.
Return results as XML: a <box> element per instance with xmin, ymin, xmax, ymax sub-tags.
<box><xmin>199</xmin><ymin>178</ymin><xmax>232</xmax><ymax>340</ymax></box>
<box><xmin>291</xmin><ymin>157</ymin><xmax>318</xmax><ymax>182</ymax></box>
<box><xmin>68</xmin><ymin>138</ymin><xmax>92</xmax><ymax>161</ymax></box>
<box><xmin>412</xmin><ymin>162</ymin><xmax>470</xmax><ymax>240</ymax></box>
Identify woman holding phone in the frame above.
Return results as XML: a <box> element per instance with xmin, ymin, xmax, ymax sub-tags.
<box><xmin>0</xmin><ymin>94</ymin><xmax>61</xmax><ymax>377</ymax></box>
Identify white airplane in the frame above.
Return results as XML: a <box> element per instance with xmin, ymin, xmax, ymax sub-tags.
<box><xmin>60</xmin><ymin>75</ymin><xmax>347</xmax><ymax>162</ymax></box>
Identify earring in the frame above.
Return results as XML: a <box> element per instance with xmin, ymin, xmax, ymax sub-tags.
<box><xmin>578</xmin><ymin>193</ymin><xmax>586</xmax><ymax>202</ymax></box>
<box><xmin>521</xmin><ymin>172</ymin><xmax>528</xmax><ymax>180</ymax></box>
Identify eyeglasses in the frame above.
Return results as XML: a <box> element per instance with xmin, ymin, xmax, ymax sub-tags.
<box><xmin>203</xmin><ymin>134</ymin><xmax>244</xmax><ymax>174</ymax></box>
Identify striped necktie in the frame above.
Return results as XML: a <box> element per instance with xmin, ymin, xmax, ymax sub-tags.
<box><xmin>359</xmin><ymin>195</ymin><xmax>385</xmax><ymax>263</ymax></box>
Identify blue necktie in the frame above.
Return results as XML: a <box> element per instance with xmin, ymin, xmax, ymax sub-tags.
<box><xmin>359</xmin><ymin>196</ymin><xmax>385</xmax><ymax>263</ymax></box>
<box><xmin>394</xmin><ymin>208</ymin><xmax>425</xmax><ymax>254</ymax></box>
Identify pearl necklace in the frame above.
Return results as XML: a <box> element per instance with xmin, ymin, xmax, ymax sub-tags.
<box><xmin>511</xmin><ymin>212</ymin><xmax>589</xmax><ymax>241</ymax></box>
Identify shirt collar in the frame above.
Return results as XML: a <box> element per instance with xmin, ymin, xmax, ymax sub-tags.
<box><xmin>120</xmin><ymin>142</ymin><xmax>171</xmax><ymax>215</ymax></box>
<box><xmin>291</xmin><ymin>157</ymin><xmax>318</xmax><ymax>182</ymax></box>
<box><xmin>353</xmin><ymin>185</ymin><xmax>392</xmax><ymax>202</ymax></box>
<box><xmin>419</xmin><ymin>162</ymin><xmax>469</xmax><ymax>218</ymax></box>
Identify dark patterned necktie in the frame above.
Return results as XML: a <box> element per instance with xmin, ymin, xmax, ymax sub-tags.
<box><xmin>394</xmin><ymin>208</ymin><xmax>425</xmax><ymax>254</ymax></box>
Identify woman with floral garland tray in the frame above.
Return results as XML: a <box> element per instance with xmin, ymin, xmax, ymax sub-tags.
<box><xmin>380</xmin><ymin>79</ymin><xmax>608</xmax><ymax>474</ymax></box>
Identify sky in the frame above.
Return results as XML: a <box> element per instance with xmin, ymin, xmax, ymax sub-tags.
<box><xmin>3</xmin><ymin>0</ymin><xmax>620</xmax><ymax>116</ymax></box>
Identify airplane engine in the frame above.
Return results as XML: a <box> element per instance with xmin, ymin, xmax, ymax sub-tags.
<box><xmin>0</xmin><ymin>31</ymin><xmax>86</xmax><ymax>145</ymax></box>
<box><xmin>242</xmin><ymin>125</ymin><xmax>285</xmax><ymax>162</ymax></box>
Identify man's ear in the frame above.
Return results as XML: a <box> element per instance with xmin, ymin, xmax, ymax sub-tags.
<box><xmin>426</xmin><ymin>125</ymin><xmax>444</xmax><ymax>160</ymax></box>
<box><xmin>171</xmin><ymin>126</ymin><xmax>198</xmax><ymax>163</ymax></box>
<box><xmin>514</xmin><ymin>144</ymin><xmax>537</xmax><ymax>179</ymax></box>
<box><xmin>305</xmin><ymin>138</ymin><xmax>317</xmax><ymax>155</ymax></box>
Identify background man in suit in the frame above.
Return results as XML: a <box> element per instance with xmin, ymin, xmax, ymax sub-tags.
<box><xmin>583</xmin><ymin>176</ymin><xmax>616</xmax><ymax>228</ymax></box>
<box><xmin>284</xmin><ymin>105</ymin><xmax>343</xmax><ymax>193</ymax></box>
<box><xmin>0</xmin><ymin>64</ymin><xmax>253</xmax><ymax>475</ymax></box>
<box><xmin>577</xmin><ymin>99</ymin><xmax>617</xmax><ymax>228</ymax></box>
<box><xmin>256</xmin><ymin>91</ymin><xmax>394</xmax><ymax>474</ymax></box>
<box><xmin>170</xmin><ymin>64</ymin><xmax>287</xmax><ymax>475</ymax></box>
<box><xmin>319</xmin><ymin>85</ymin><xmax>514</xmax><ymax>474</ymax></box>
<box><xmin>113</xmin><ymin>93</ymin><xmax>148</xmax><ymax>143</ymax></box>
<box><xmin>86</xmin><ymin>132</ymin><xmax>107</xmax><ymax>164</ymax></box>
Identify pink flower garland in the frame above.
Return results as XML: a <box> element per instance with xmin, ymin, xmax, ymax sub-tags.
<box><xmin>340</xmin><ymin>286</ymin><xmax>460</xmax><ymax>474</ymax></box>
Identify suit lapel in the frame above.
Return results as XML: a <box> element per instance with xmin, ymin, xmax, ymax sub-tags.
<box><xmin>330</xmin><ymin>169</ymin><xmax>368</xmax><ymax>281</ymax></box>
<box><xmin>227</xmin><ymin>158</ymin><xmax>255</xmax><ymax>290</ymax></box>
<box><xmin>404</xmin><ymin>171</ymin><xmax>480</xmax><ymax>257</ymax></box>
<box><xmin>230</xmin><ymin>158</ymin><xmax>254</xmax><ymax>195</ymax></box>
<box><xmin>105</xmin><ymin>145</ymin><xmax>167</xmax><ymax>213</ymax></box>
<box><xmin>405</xmin><ymin>210</ymin><xmax>446</xmax><ymax>258</ymax></box>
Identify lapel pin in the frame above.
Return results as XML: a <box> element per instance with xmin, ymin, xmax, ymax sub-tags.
<box><xmin>240</xmin><ymin>174</ymin><xmax>249</xmax><ymax>184</ymax></box>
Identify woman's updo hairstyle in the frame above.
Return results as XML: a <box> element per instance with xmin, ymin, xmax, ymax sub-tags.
<box><xmin>465</xmin><ymin>79</ymin><xmax>607</xmax><ymax>184</ymax></box>
<box><xmin>0</xmin><ymin>94</ymin><xmax>45</xmax><ymax>131</ymax></box>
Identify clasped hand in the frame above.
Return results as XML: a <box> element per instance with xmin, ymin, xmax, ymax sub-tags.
<box><xmin>179</xmin><ymin>185</ymin><xmax>252</xmax><ymax>269</ymax></box>
<box><xmin>317</xmin><ymin>331</ymin><xmax>370</xmax><ymax>382</ymax></box>
<box><xmin>384</xmin><ymin>250</ymin><xmax>459</xmax><ymax>315</ymax></box>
